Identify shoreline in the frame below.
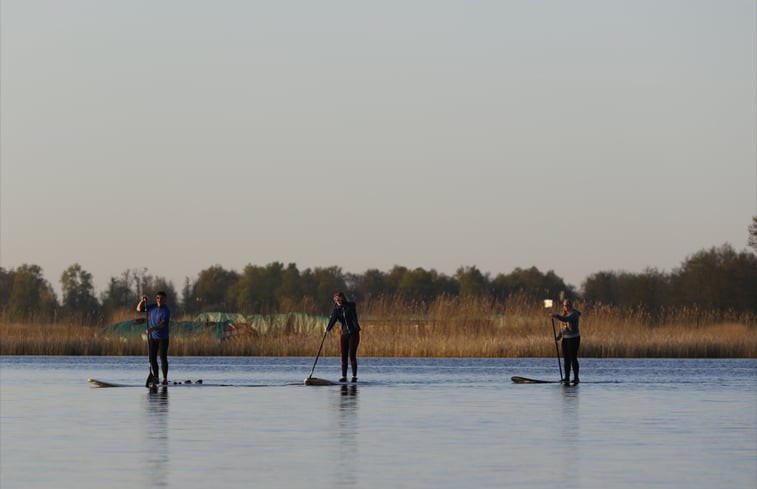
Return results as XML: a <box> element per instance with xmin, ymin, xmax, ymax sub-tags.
<box><xmin>2</xmin><ymin>321</ymin><xmax>754</xmax><ymax>358</ymax></box>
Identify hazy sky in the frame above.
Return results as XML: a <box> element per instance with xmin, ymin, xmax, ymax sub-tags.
<box><xmin>1</xmin><ymin>1</ymin><xmax>755</xmax><ymax>297</ymax></box>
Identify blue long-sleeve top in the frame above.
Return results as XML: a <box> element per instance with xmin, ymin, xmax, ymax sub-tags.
<box><xmin>146</xmin><ymin>303</ymin><xmax>171</xmax><ymax>340</ymax></box>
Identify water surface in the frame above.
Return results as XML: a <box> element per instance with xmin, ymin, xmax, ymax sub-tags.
<box><xmin>1</xmin><ymin>356</ymin><xmax>755</xmax><ymax>489</ymax></box>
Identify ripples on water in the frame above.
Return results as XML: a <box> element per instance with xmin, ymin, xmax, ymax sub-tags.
<box><xmin>1</xmin><ymin>357</ymin><xmax>755</xmax><ymax>489</ymax></box>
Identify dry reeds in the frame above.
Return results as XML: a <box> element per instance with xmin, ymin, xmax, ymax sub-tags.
<box><xmin>1</xmin><ymin>296</ymin><xmax>755</xmax><ymax>357</ymax></box>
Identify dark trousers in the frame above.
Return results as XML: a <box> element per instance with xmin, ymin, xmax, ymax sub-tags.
<box><xmin>562</xmin><ymin>336</ymin><xmax>580</xmax><ymax>381</ymax></box>
<box><xmin>340</xmin><ymin>331</ymin><xmax>360</xmax><ymax>378</ymax></box>
<box><xmin>148</xmin><ymin>338</ymin><xmax>170</xmax><ymax>379</ymax></box>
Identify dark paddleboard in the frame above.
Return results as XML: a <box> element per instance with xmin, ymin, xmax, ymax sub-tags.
<box><xmin>88</xmin><ymin>378</ymin><xmax>125</xmax><ymax>387</ymax></box>
<box><xmin>511</xmin><ymin>376</ymin><xmax>561</xmax><ymax>384</ymax></box>
<box><xmin>303</xmin><ymin>377</ymin><xmax>338</xmax><ymax>386</ymax></box>
<box><xmin>88</xmin><ymin>378</ymin><xmax>203</xmax><ymax>388</ymax></box>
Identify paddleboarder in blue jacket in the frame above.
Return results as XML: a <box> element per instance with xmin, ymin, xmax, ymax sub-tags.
<box><xmin>326</xmin><ymin>292</ymin><xmax>361</xmax><ymax>382</ymax></box>
<box><xmin>553</xmin><ymin>299</ymin><xmax>581</xmax><ymax>384</ymax></box>
<box><xmin>137</xmin><ymin>291</ymin><xmax>171</xmax><ymax>385</ymax></box>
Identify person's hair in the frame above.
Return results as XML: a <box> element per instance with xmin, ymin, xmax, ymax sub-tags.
<box><xmin>156</xmin><ymin>291</ymin><xmax>167</xmax><ymax>298</ymax></box>
<box><xmin>334</xmin><ymin>291</ymin><xmax>347</xmax><ymax>301</ymax></box>
<box><xmin>563</xmin><ymin>299</ymin><xmax>572</xmax><ymax>307</ymax></box>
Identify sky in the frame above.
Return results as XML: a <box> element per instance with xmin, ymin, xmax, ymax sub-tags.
<box><xmin>1</xmin><ymin>1</ymin><xmax>755</xmax><ymax>298</ymax></box>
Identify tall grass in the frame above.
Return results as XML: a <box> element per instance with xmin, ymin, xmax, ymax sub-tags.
<box><xmin>1</xmin><ymin>296</ymin><xmax>755</xmax><ymax>357</ymax></box>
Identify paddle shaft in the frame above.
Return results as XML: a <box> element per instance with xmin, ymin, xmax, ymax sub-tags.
<box><xmin>307</xmin><ymin>329</ymin><xmax>329</xmax><ymax>379</ymax></box>
<box><xmin>551</xmin><ymin>317</ymin><xmax>564</xmax><ymax>381</ymax></box>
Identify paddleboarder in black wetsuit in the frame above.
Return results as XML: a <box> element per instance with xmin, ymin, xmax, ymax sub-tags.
<box><xmin>326</xmin><ymin>292</ymin><xmax>361</xmax><ymax>382</ymax></box>
<box><xmin>553</xmin><ymin>299</ymin><xmax>581</xmax><ymax>385</ymax></box>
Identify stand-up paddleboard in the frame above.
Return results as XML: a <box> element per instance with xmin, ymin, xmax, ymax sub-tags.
<box><xmin>511</xmin><ymin>376</ymin><xmax>561</xmax><ymax>384</ymax></box>
<box><xmin>304</xmin><ymin>377</ymin><xmax>338</xmax><ymax>386</ymax></box>
<box><xmin>88</xmin><ymin>378</ymin><xmax>203</xmax><ymax>388</ymax></box>
<box><xmin>88</xmin><ymin>378</ymin><xmax>126</xmax><ymax>387</ymax></box>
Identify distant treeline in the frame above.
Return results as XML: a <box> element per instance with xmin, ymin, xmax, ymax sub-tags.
<box><xmin>1</xmin><ymin>243</ymin><xmax>755</xmax><ymax>325</ymax></box>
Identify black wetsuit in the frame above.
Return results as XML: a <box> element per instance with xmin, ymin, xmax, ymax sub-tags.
<box><xmin>553</xmin><ymin>310</ymin><xmax>581</xmax><ymax>383</ymax></box>
<box><xmin>327</xmin><ymin>301</ymin><xmax>361</xmax><ymax>379</ymax></box>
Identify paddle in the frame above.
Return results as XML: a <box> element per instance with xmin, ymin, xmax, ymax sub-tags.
<box><xmin>305</xmin><ymin>329</ymin><xmax>329</xmax><ymax>382</ymax></box>
<box><xmin>510</xmin><ymin>300</ymin><xmax>565</xmax><ymax>385</ymax></box>
<box><xmin>545</xmin><ymin>299</ymin><xmax>564</xmax><ymax>382</ymax></box>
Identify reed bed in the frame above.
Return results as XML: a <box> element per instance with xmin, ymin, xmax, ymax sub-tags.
<box><xmin>1</xmin><ymin>296</ymin><xmax>755</xmax><ymax>357</ymax></box>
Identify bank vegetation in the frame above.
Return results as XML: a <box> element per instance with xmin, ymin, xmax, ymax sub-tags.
<box><xmin>2</xmin><ymin>295</ymin><xmax>754</xmax><ymax>358</ymax></box>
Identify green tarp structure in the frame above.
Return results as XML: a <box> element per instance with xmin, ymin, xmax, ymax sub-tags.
<box><xmin>193</xmin><ymin>312</ymin><xmax>248</xmax><ymax>324</ymax></box>
<box><xmin>97</xmin><ymin>312</ymin><xmax>328</xmax><ymax>340</ymax></box>
<box><xmin>244</xmin><ymin>313</ymin><xmax>328</xmax><ymax>335</ymax></box>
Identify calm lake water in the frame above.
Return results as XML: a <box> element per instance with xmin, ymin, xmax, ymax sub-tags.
<box><xmin>1</xmin><ymin>356</ymin><xmax>755</xmax><ymax>489</ymax></box>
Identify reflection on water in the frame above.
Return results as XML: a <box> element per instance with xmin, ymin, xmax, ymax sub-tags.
<box><xmin>143</xmin><ymin>387</ymin><xmax>169</xmax><ymax>488</ymax></box>
<box><xmin>332</xmin><ymin>385</ymin><xmax>359</xmax><ymax>487</ymax></box>
<box><xmin>558</xmin><ymin>386</ymin><xmax>580</xmax><ymax>485</ymax></box>
<box><xmin>340</xmin><ymin>384</ymin><xmax>358</xmax><ymax>400</ymax></box>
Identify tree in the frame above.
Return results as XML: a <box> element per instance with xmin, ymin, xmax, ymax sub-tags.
<box><xmin>300</xmin><ymin>266</ymin><xmax>347</xmax><ymax>308</ymax></box>
<box><xmin>456</xmin><ymin>266</ymin><xmax>488</xmax><ymax>298</ymax></box>
<box><xmin>671</xmin><ymin>244</ymin><xmax>757</xmax><ymax>312</ymax></box>
<box><xmin>99</xmin><ymin>269</ymin><xmax>177</xmax><ymax>319</ymax></box>
<box><xmin>229</xmin><ymin>262</ymin><xmax>285</xmax><ymax>313</ymax></box>
<box><xmin>60</xmin><ymin>263</ymin><xmax>100</xmax><ymax>323</ymax></box>
<box><xmin>276</xmin><ymin>263</ymin><xmax>303</xmax><ymax>306</ymax></box>
<box><xmin>749</xmin><ymin>216</ymin><xmax>757</xmax><ymax>252</ymax></box>
<box><xmin>582</xmin><ymin>271</ymin><xmax>621</xmax><ymax>305</ymax></box>
<box><xmin>6</xmin><ymin>264</ymin><xmax>58</xmax><ymax>322</ymax></box>
<box><xmin>0</xmin><ymin>267</ymin><xmax>14</xmax><ymax>313</ymax></box>
<box><xmin>347</xmin><ymin>269</ymin><xmax>385</xmax><ymax>301</ymax></box>
<box><xmin>192</xmin><ymin>265</ymin><xmax>239</xmax><ymax>312</ymax></box>
<box><xmin>626</xmin><ymin>268</ymin><xmax>669</xmax><ymax>310</ymax></box>
<box><xmin>100</xmin><ymin>273</ymin><xmax>137</xmax><ymax>318</ymax></box>
<box><xmin>398</xmin><ymin>268</ymin><xmax>440</xmax><ymax>302</ymax></box>
<box><xmin>383</xmin><ymin>266</ymin><xmax>409</xmax><ymax>297</ymax></box>
<box><xmin>181</xmin><ymin>277</ymin><xmax>195</xmax><ymax>315</ymax></box>
<box><xmin>491</xmin><ymin>266</ymin><xmax>574</xmax><ymax>301</ymax></box>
